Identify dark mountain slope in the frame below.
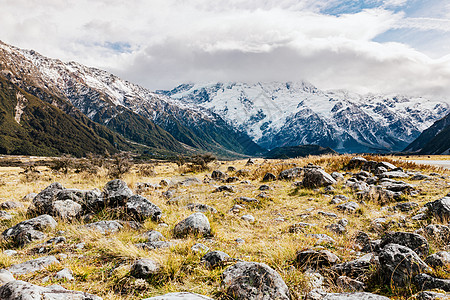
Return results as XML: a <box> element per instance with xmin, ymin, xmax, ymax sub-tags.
<box><xmin>0</xmin><ymin>76</ymin><xmax>121</xmax><ymax>156</ymax></box>
<box><xmin>405</xmin><ymin>112</ymin><xmax>450</xmax><ymax>154</ymax></box>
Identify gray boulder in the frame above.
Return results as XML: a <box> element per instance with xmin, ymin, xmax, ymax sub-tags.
<box><xmin>84</xmin><ymin>220</ymin><xmax>123</xmax><ymax>234</ymax></box>
<box><xmin>392</xmin><ymin>202</ymin><xmax>418</xmax><ymax>212</ymax></box>
<box><xmin>0</xmin><ymin>201</ymin><xmax>24</xmax><ymax>210</ymax></box>
<box><xmin>143</xmin><ymin>293</ymin><xmax>213</xmax><ymax>299</ymax></box>
<box><xmin>130</xmin><ymin>258</ymin><xmax>160</xmax><ymax>279</ymax></box>
<box><xmin>51</xmin><ymin>199</ymin><xmax>83</xmax><ymax>220</ymax></box>
<box><xmin>296</xmin><ymin>249</ymin><xmax>340</xmax><ymax>269</ymax></box>
<box><xmin>379</xmin><ymin>171</ymin><xmax>409</xmax><ymax>179</ymax></box>
<box><xmin>302</xmin><ymin>169</ymin><xmax>336</xmax><ymax>188</ymax></box>
<box><xmin>211</xmin><ymin>170</ymin><xmax>227</xmax><ymax>180</ymax></box>
<box><xmin>201</xmin><ymin>251</ymin><xmax>231</xmax><ymax>268</ymax></box>
<box><xmin>103</xmin><ymin>179</ymin><xmax>133</xmax><ymax>206</ymax></box>
<box><xmin>332</xmin><ymin>253</ymin><xmax>378</xmax><ymax>279</ymax></box>
<box><xmin>415</xmin><ymin>273</ymin><xmax>450</xmax><ymax>292</ymax></box>
<box><xmin>278</xmin><ymin>168</ymin><xmax>303</xmax><ymax>180</ymax></box>
<box><xmin>2</xmin><ymin>214</ymin><xmax>57</xmax><ymax>246</ymax></box>
<box><xmin>0</xmin><ymin>269</ymin><xmax>15</xmax><ymax>285</ymax></box>
<box><xmin>380</xmin><ymin>232</ymin><xmax>429</xmax><ymax>258</ymax></box>
<box><xmin>411</xmin><ymin>291</ymin><xmax>450</xmax><ymax>300</ymax></box>
<box><xmin>213</xmin><ymin>185</ymin><xmax>235</xmax><ymax>193</ymax></box>
<box><xmin>173</xmin><ymin>213</ymin><xmax>211</xmax><ymax>238</ymax></box>
<box><xmin>337</xmin><ymin>202</ymin><xmax>360</xmax><ymax>213</ymax></box>
<box><xmin>0</xmin><ymin>280</ymin><xmax>102</xmax><ymax>300</ymax></box>
<box><xmin>222</xmin><ymin>261</ymin><xmax>290</xmax><ymax>300</ymax></box>
<box><xmin>26</xmin><ymin>183</ymin><xmax>65</xmax><ymax>216</ymax></box>
<box><xmin>186</xmin><ymin>203</ymin><xmax>217</xmax><ymax>214</ymax></box>
<box><xmin>347</xmin><ymin>157</ymin><xmax>367</xmax><ymax>169</ymax></box>
<box><xmin>8</xmin><ymin>256</ymin><xmax>59</xmax><ymax>275</ymax></box>
<box><xmin>425</xmin><ymin>251</ymin><xmax>450</xmax><ymax>269</ymax></box>
<box><xmin>236</xmin><ymin>197</ymin><xmax>260</xmax><ymax>205</ymax></box>
<box><xmin>336</xmin><ymin>276</ymin><xmax>365</xmax><ymax>292</ymax></box>
<box><xmin>55</xmin><ymin>268</ymin><xmax>74</xmax><ymax>281</ymax></box>
<box><xmin>263</xmin><ymin>172</ymin><xmax>277</xmax><ymax>182</ymax></box>
<box><xmin>379</xmin><ymin>243</ymin><xmax>430</xmax><ymax>286</ymax></box>
<box><xmin>141</xmin><ymin>230</ymin><xmax>165</xmax><ymax>242</ymax></box>
<box><xmin>126</xmin><ymin>195</ymin><xmax>162</xmax><ymax>221</ymax></box>
<box><xmin>426</xmin><ymin>197</ymin><xmax>450</xmax><ymax>223</ymax></box>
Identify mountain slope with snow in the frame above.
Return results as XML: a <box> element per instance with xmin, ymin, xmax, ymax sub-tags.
<box><xmin>0</xmin><ymin>41</ymin><xmax>263</xmax><ymax>157</ymax></box>
<box><xmin>162</xmin><ymin>82</ymin><xmax>449</xmax><ymax>153</ymax></box>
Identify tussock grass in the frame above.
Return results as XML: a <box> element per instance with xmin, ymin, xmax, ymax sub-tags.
<box><xmin>0</xmin><ymin>155</ymin><xmax>448</xmax><ymax>299</ymax></box>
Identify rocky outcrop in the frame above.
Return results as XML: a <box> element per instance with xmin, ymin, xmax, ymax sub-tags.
<box><xmin>222</xmin><ymin>261</ymin><xmax>290</xmax><ymax>300</ymax></box>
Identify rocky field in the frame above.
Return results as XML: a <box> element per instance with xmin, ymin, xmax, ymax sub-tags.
<box><xmin>0</xmin><ymin>155</ymin><xmax>449</xmax><ymax>300</ymax></box>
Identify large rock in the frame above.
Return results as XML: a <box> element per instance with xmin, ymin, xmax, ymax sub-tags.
<box><xmin>26</xmin><ymin>183</ymin><xmax>64</xmax><ymax>216</ymax></box>
<box><xmin>278</xmin><ymin>168</ymin><xmax>303</xmax><ymax>180</ymax></box>
<box><xmin>51</xmin><ymin>199</ymin><xmax>83</xmax><ymax>220</ymax></box>
<box><xmin>415</xmin><ymin>274</ymin><xmax>450</xmax><ymax>292</ymax></box>
<box><xmin>380</xmin><ymin>232</ymin><xmax>429</xmax><ymax>258</ymax></box>
<box><xmin>332</xmin><ymin>253</ymin><xmax>378</xmax><ymax>279</ymax></box>
<box><xmin>425</xmin><ymin>251</ymin><xmax>450</xmax><ymax>269</ymax></box>
<box><xmin>0</xmin><ymin>280</ymin><xmax>102</xmax><ymax>300</ymax></box>
<box><xmin>126</xmin><ymin>195</ymin><xmax>162</xmax><ymax>221</ymax></box>
<box><xmin>27</xmin><ymin>183</ymin><xmax>104</xmax><ymax>219</ymax></box>
<box><xmin>379</xmin><ymin>243</ymin><xmax>430</xmax><ymax>286</ymax></box>
<box><xmin>143</xmin><ymin>292</ymin><xmax>213</xmax><ymax>299</ymax></box>
<box><xmin>173</xmin><ymin>213</ymin><xmax>211</xmax><ymax>238</ymax></box>
<box><xmin>211</xmin><ymin>170</ymin><xmax>227</xmax><ymax>180</ymax></box>
<box><xmin>130</xmin><ymin>258</ymin><xmax>161</xmax><ymax>279</ymax></box>
<box><xmin>2</xmin><ymin>215</ymin><xmax>57</xmax><ymax>246</ymax></box>
<box><xmin>8</xmin><ymin>256</ymin><xmax>59</xmax><ymax>275</ymax></box>
<box><xmin>426</xmin><ymin>197</ymin><xmax>450</xmax><ymax>223</ymax></box>
<box><xmin>296</xmin><ymin>249</ymin><xmax>340</xmax><ymax>269</ymax></box>
<box><xmin>103</xmin><ymin>179</ymin><xmax>133</xmax><ymax>207</ymax></box>
<box><xmin>201</xmin><ymin>251</ymin><xmax>231</xmax><ymax>268</ymax></box>
<box><xmin>336</xmin><ymin>202</ymin><xmax>360</xmax><ymax>213</ymax></box>
<box><xmin>302</xmin><ymin>169</ymin><xmax>336</xmax><ymax>188</ymax></box>
<box><xmin>221</xmin><ymin>261</ymin><xmax>290</xmax><ymax>300</ymax></box>
<box><xmin>347</xmin><ymin>157</ymin><xmax>367</xmax><ymax>170</ymax></box>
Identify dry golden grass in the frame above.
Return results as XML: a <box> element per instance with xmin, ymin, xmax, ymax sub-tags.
<box><xmin>0</xmin><ymin>155</ymin><xmax>448</xmax><ymax>299</ymax></box>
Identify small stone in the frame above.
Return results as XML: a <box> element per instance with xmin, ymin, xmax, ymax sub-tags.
<box><xmin>296</xmin><ymin>249</ymin><xmax>340</xmax><ymax>269</ymax></box>
<box><xmin>214</xmin><ymin>185</ymin><xmax>235</xmax><ymax>193</ymax></box>
<box><xmin>8</xmin><ymin>256</ymin><xmax>59</xmax><ymax>275</ymax></box>
<box><xmin>130</xmin><ymin>258</ymin><xmax>161</xmax><ymax>279</ymax></box>
<box><xmin>141</xmin><ymin>230</ymin><xmax>164</xmax><ymax>242</ymax></box>
<box><xmin>201</xmin><ymin>251</ymin><xmax>231</xmax><ymax>268</ymax></box>
<box><xmin>241</xmin><ymin>214</ymin><xmax>255</xmax><ymax>223</ymax></box>
<box><xmin>55</xmin><ymin>268</ymin><xmax>74</xmax><ymax>281</ymax></box>
<box><xmin>3</xmin><ymin>250</ymin><xmax>17</xmax><ymax>256</ymax></box>
<box><xmin>336</xmin><ymin>276</ymin><xmax>365</xmax><ymax>292</ymax></box>
<box><xmin>337</xmin><ymin>202</ymin><xmax>360</xmax><ymax>213</ymax></box>
<box><xmin>191</xmin><ymin>243</ymin><xmax>209</xmax><ymax>253</ymax></box>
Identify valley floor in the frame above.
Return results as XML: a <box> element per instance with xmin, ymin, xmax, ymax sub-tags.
<box><xmin>0</xmin><ymin>155</ymin><xmax>449</xmax><ymax>299</ymax></box>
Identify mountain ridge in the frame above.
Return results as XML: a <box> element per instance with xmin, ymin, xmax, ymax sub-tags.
<box><xmin>0</xmin><ymin>41</ymin><xmax>263</xmax><ymax>158</ymax></box>
<box><xmin>162</xmin><ymin>81</ymin><xmax>449</xmax><ymax>153</ymax></box>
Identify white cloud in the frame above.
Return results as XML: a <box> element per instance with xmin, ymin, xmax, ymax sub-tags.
<box><xmin>0</xmin><ymin>0</ymin><xmax>449</xmax><ymax>98</ymax></box>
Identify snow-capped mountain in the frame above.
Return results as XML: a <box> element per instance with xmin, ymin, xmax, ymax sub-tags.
<box><xmin>162</xmin><ymin>82</ymin><xmax>450</xmax><ymax>153</ymax></box>
<box><xmin>0</xmin><ymin>41</ymin><xmax>262</xmax><ymax>157</ymax></box>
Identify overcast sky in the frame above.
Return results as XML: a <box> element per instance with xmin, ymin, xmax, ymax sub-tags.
<box><xmin>1</xmin><ymin>0</ymin><xmax>450</xmax><ymax>98</ymax></box>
